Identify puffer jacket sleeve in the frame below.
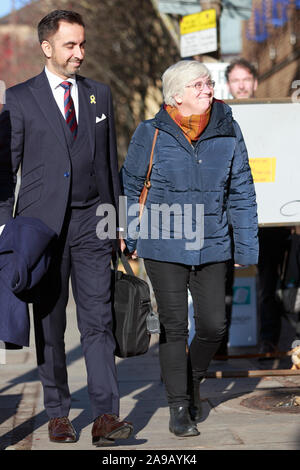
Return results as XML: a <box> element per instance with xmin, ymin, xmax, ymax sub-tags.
<box><xmin>120</xmin><ymin>123</ymin><xmax>155</xmax><ymax>253</ymax></box>
<box><xmin>228</xmin><ymin>121</ymin><xmax>259</xmax><ymax>266</ymax></box>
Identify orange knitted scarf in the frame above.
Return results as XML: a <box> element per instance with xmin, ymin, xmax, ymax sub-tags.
<box><xmin>165</xmin><ymin>104</ymin><xmax>211</xmax><ymax>143</ymax></box>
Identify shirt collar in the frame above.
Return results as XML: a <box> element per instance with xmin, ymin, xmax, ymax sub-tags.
<box><xmin>45</xmin><ymin>66</ymin><xmax>77</xmax><ymax>90</ymax></box>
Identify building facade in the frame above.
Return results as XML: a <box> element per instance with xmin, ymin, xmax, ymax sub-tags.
<box><xmin>242</xmin><ymin>0</ymin><xmax>300</xmax><ymax>98</ymax></box>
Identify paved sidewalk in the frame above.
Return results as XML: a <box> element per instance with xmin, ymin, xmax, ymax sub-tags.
<box><xmin>1</xmin><ymin>292</ymin><xmax>300</xmax><ymax>452</ymax></box>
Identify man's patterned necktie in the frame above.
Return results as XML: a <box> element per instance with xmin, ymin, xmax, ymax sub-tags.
<box><xmin>60</xmin><ymin>81</ymin><xmax>78</xmax><ymax>139</ymax></box>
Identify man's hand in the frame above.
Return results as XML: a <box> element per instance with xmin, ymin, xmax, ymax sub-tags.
<box><xmin>118</xmin><ymin>236</ymin><xmax>127</xmax><ymax>252</ymax></box>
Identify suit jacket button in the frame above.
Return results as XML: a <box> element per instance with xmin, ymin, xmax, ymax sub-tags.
<box><xmin>64</xmin><ymin>172</ymin><xmax>70</xmax><ymax>177</ymax></box>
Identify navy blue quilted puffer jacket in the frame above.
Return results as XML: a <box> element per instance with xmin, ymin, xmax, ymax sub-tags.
<box><xmin>120</xmin><ymin>99</ymin><xmax>258</xmax><ymax>266</ymax></box>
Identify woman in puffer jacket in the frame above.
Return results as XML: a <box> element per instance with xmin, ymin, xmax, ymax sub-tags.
<box><xmin>120</xmin><ymin>60</ymin><xmax>258</xmax><ymax>438</ymax></box>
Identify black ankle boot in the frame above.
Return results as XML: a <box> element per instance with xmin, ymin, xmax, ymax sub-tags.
<box><xmin>189</xmin><ymin>381</ymin><xmax>203</xmax><ymax>423</ymax></box>
<box><xmin>169</xmin><ymin>406</ymin><xmax>200</xmax><ymax>437</ymax></box>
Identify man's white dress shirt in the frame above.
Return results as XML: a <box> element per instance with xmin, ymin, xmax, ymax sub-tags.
<box><xmin>44</xmin><ymin>66</ymin><xmax>79</xmax><ymax>121</ymax></box>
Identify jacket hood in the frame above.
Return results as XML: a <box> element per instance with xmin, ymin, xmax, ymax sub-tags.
<box><xmin>153</xmin><ymin>98</ymin><xmax>236</xmax><ymax>141</ymax></box>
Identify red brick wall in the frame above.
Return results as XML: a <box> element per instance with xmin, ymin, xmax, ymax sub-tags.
<box><xmin>242</xmin><ymin>0</ymin><xmax>300</xmax><ymax>98</ymax></box>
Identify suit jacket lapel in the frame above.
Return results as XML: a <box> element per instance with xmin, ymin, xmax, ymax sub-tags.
<box><xmin>28</xmin><ymin>71</ymin><xmax>69</xmax><ymax>152</ymax></box>
<box><xmin>77</xmin><ymin>76</ymin><xmax>96</xmax><ymax>157</ymax></box>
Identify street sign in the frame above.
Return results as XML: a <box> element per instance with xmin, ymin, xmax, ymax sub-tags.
<box><xmin>180</xmin><ymin>9</ymin><xmax>217</xmax><ymax>58</ymax></box>
<box><xmin>222</xmin><ymin>0</ymin><xmax>252</xmax><ymax>19</ymax></box>
<box><xmin>158</xmin><ymin>0</ymin><xmax>252</xmax><ymax>17</ymax></box>
<box><xmin>158</xmin><ymin>0</ymin><xmax>201</xmax><ymax>15</ymax></box>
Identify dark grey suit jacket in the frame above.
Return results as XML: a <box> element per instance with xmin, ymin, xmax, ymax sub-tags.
<box><xmin>0</xmin><ymin>70</ymin><xmax>121</xmax><ymax>235</ymax></box>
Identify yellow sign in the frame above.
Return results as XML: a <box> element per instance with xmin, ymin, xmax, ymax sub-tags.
<box><xmin>180</xmin><ymin>9</ymin><xmax>216</xmax><ymax>35</ymax></box>
<box><xmin>249</xmin><ymin>158</ymin><xmax>276</xmax><ymax>183</ymax></box>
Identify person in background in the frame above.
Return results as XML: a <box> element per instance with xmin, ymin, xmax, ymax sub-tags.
<box><xmin>214</xmin><ymin>58</ymin><xmax>259</xmax><ymax>358</ymax></box>
<box><xmin>121</xmin><ymin>60</ymin><xmax>258</xmax><ymax>437</ymax></box>
<box><xmin>0</xmin><ymin>10</ymin><xmax>133</xmax><ymax>447</ymax></box>
<box><xmin>226</xmin><ymin>58</ymin><xmax>258</xmax><ymax>99</ymax></box>
<box><xmin>225</xmin><ymin>58</ymin><xmax>290</xmax><ymax>356</ymax></box>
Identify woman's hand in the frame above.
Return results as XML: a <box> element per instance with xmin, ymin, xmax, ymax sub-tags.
<box><xmin>117</xmin><ymin>236</ymin><xmax>138</xmax><ymax>259</ymax></box>
<box><xmin>234</xmin><ymin>264</ymin><xmax>245</xmax><ymax>268</ymax></box>
<box><xmin>129</xmin><ymin>250</ymin><xmax>138</xmax><ymax>260</ymax></box>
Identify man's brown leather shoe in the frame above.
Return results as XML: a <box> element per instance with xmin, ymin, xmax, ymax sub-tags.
<box><xmin>48</xmin><ymin>417</ymin><xmax>77</xmax><ymax>443</ymax></box>
<box><xmin>92</xmin><ymin>414</ymin><xmax>133</xmax><ymax>446</ymax></box>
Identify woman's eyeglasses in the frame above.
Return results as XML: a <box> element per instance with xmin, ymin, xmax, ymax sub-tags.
<box><xmin>186</xmin><ymin>80</ymin><xmax>215</xmax><ymax>91</ymax></box>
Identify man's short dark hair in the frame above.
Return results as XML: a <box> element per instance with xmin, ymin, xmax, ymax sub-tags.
<box><xmin>225</xmin><ymin>58</ymin><xmax>258</xmax><ymax>82</ymax></box>
<box><xmin>38</xmin><ymin>10</ymin><xmax>85</xmax><ymax>44</ymax></box>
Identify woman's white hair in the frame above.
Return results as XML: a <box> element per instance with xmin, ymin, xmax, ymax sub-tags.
<box><xmin>162</xmin><ymin>60</ymin><xmax>211</xmax><ymax>106</ymax></box>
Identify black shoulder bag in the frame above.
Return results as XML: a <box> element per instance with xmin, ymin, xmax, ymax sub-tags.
<box><xmin>112</xmin><ymin>251</ymin><xmax>159</xmax><ymax>358</ymax></box>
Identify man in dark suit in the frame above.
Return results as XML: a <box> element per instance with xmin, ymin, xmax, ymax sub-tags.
<box><xmin>0</xmin><ymin>10</ymin><xmax>133</xmax><ymax>446</ymax></box>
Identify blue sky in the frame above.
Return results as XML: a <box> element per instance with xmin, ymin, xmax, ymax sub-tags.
<box><xmin>0</xmin><ymin>0</ymin><xmax>28</xmax><ymax>18</ymax></box>
<box><xmin>0</xmin><ymin>0</ymin><xmax>11</xmax><ymax>18</ymax></box>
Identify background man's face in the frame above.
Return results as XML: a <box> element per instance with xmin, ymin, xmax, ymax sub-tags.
<box><xmin>227</xmin><ymin>66</ymin><xmax>257</xmax><ymax>99</ymax></box>
<box><xmin>42</xmin><ymin>21</ymin><xmax>85</xmax><ymax>79</ymax></box>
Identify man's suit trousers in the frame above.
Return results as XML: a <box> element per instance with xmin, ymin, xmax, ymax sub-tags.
<box><xmin>32</xmin><ymin>203</ymin><xmax>119</xmax><ymax>420</ymax></box>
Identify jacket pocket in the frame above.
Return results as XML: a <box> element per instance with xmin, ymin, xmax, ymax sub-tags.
<box><xmin>155</xmin><ymin>162</ymin><xmax>189</xmax><ymax>192</ymax></box>
<box><xmin>17</xmin><ymin>179</ymin><xmax>43</xmax><ymax>213</ymax></box>
<box><xmin>203</xmin><ymin>190</ymin><xmax>222</xmax><ymax>219</ymax></box>
<box><xmin>21</xmin><ymin>165</ymin><xmax>44</xmax><ymax>190</ymax></box>
<box><xmin>95</xmin><ymin>118</ymin><xmax>107</xmax><ymax>136</ymax></box>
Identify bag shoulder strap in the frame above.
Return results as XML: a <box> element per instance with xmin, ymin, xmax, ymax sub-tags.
<box><xmin>144</xmin><ymin>128</ymin><xmax>159</xmax><ymax>189</ymax></box>
<box><xmin>113</xmin><ymin>249</ymin><xmax>135</xmax><ymax>277</ymax></box>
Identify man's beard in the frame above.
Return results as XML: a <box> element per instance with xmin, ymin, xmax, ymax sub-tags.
<box><xmin>51</xmin><ymin>56</ymin><xmax>82</xmax><ymax>78</ymax></box>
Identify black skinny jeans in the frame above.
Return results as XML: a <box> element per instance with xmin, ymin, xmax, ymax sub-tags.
<box><xmin>144</xmin><ymin>258</ymin><xmax>227</xmax><ymax>408</ymax></box>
